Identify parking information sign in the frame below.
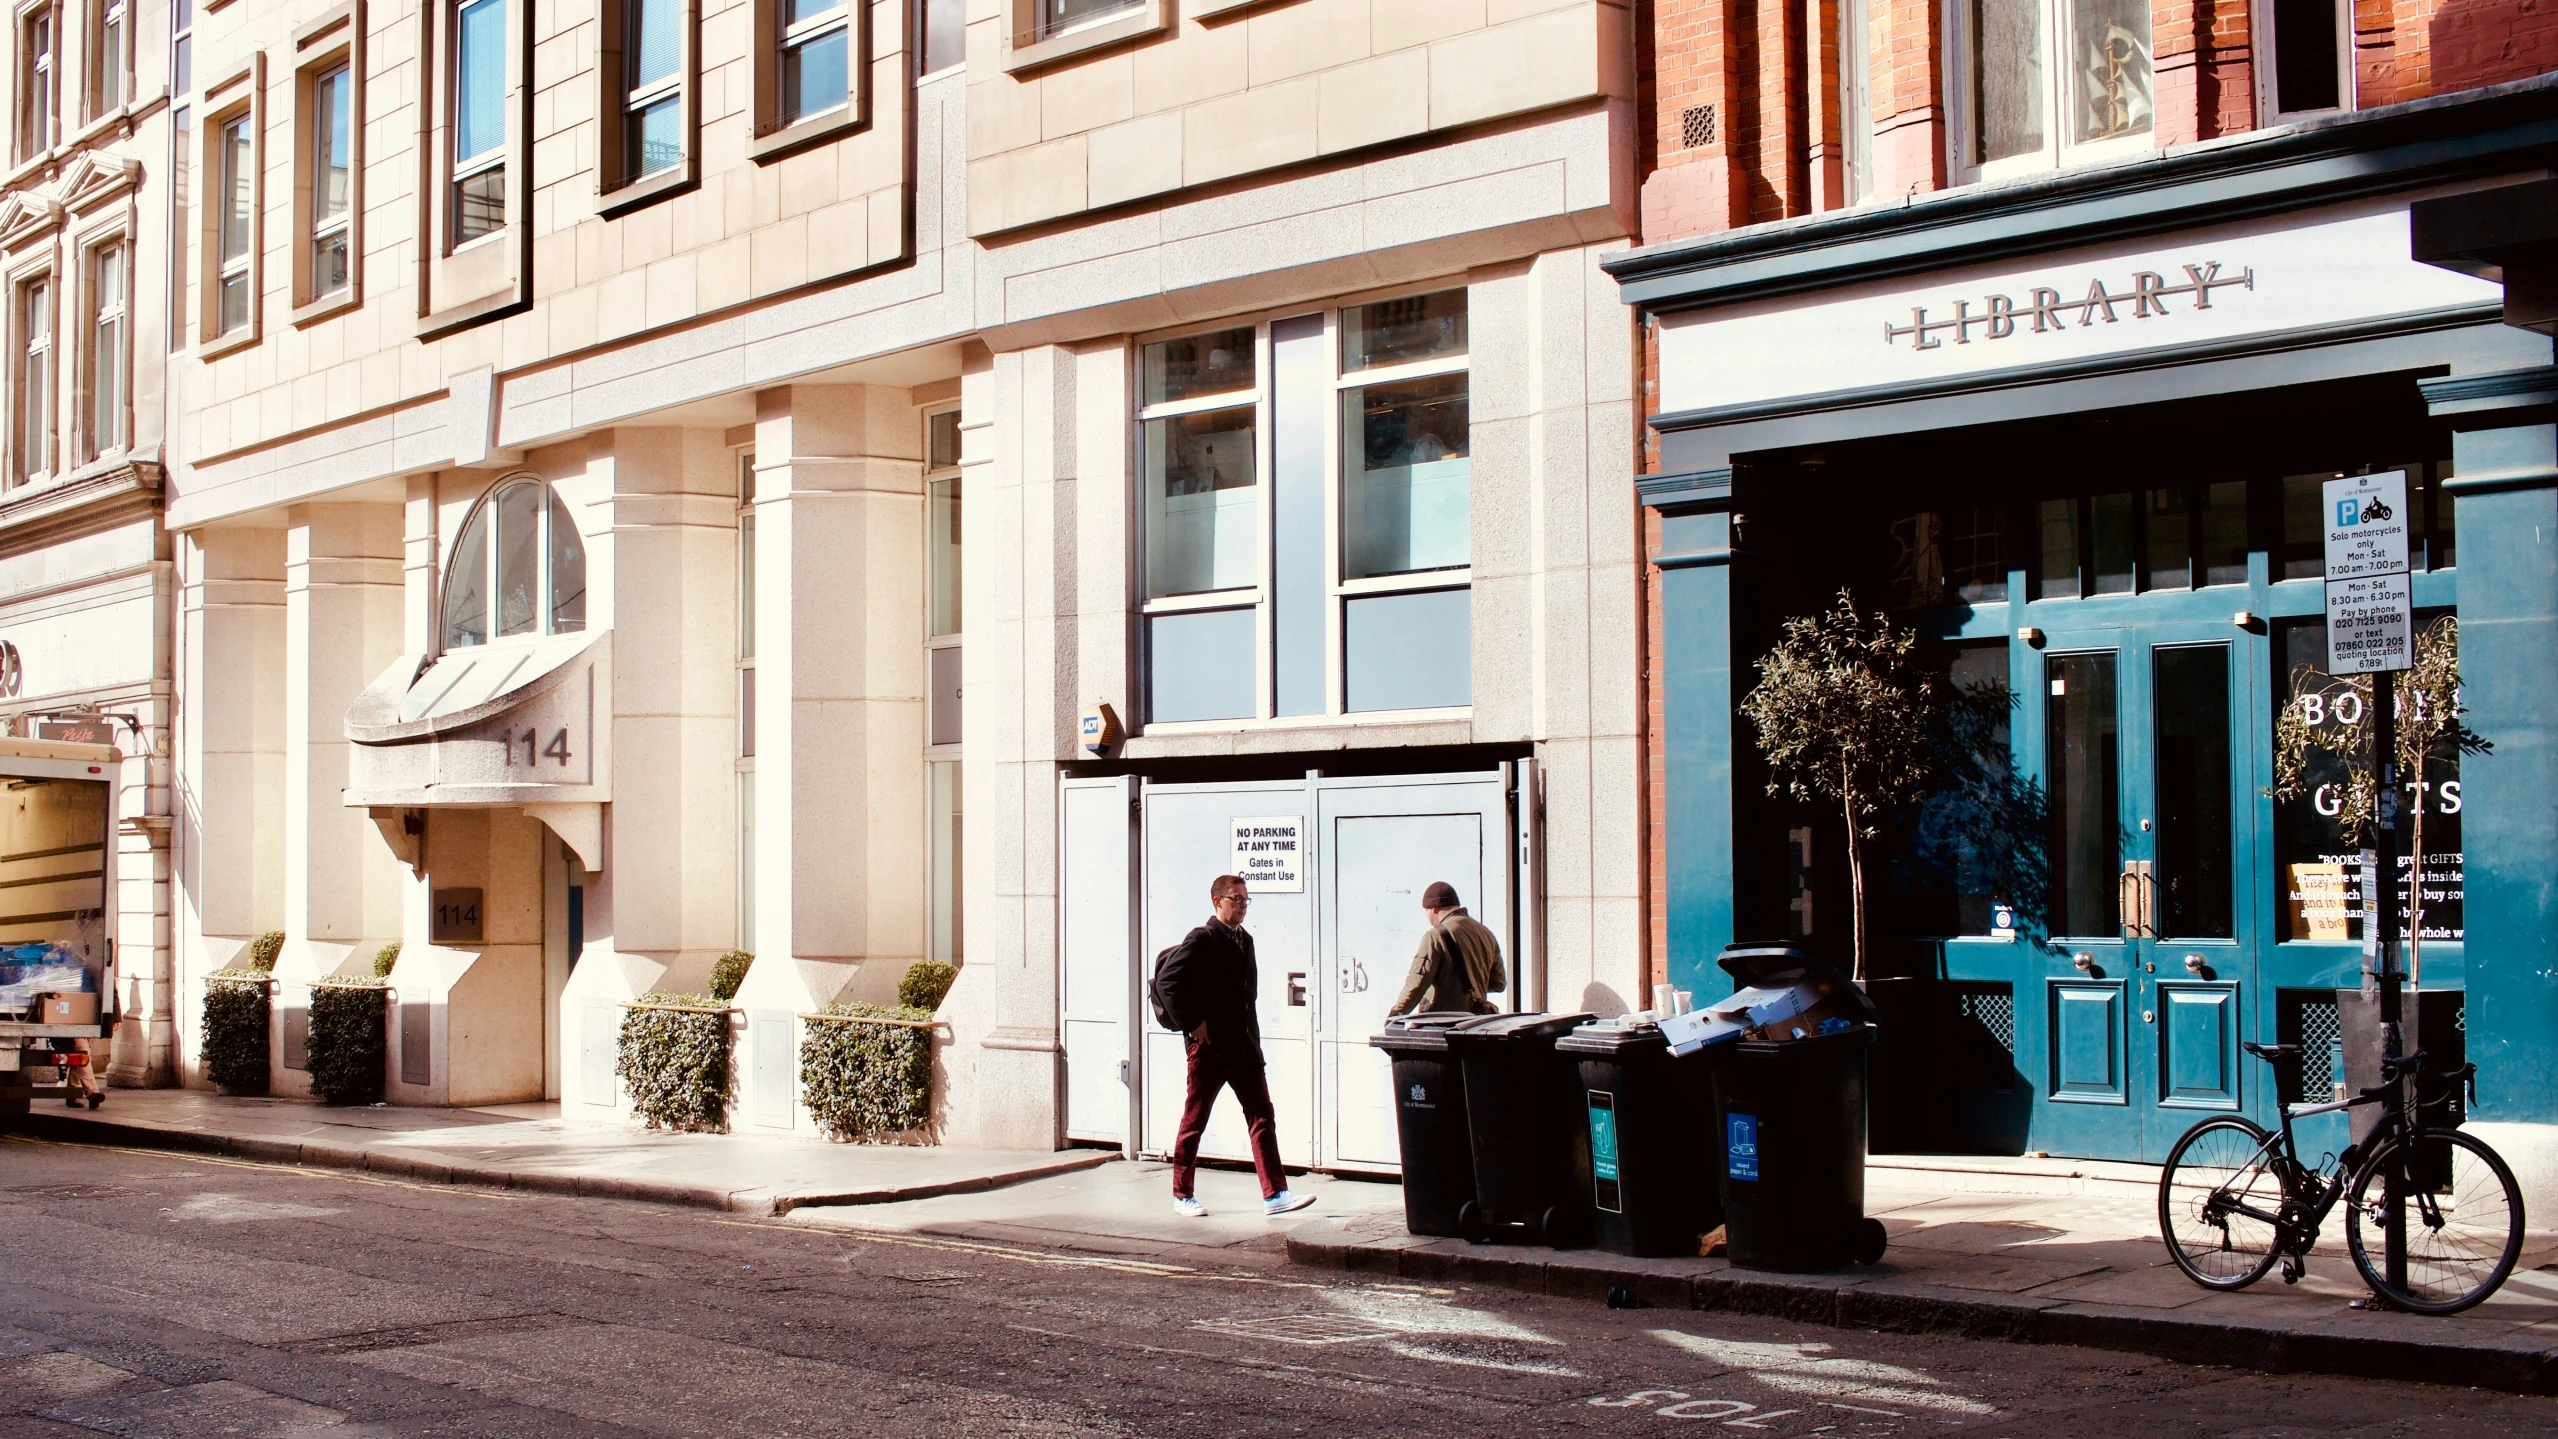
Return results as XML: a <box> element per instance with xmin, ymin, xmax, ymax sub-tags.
<box><xmin>2321</xmin><ymin>472</ymin><xmax>2412</xmax><ymax>676</ymax></box>
<box><xmin>1228</xmin><ymin>816</ymin><xmax>1305</xmax><ymax>893</ymax></box>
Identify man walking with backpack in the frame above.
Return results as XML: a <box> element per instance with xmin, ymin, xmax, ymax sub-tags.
<box><xmin>1149</xmin><ymin>875</ymin><xmax>1315</xmax><ymax>1219</ymax></box>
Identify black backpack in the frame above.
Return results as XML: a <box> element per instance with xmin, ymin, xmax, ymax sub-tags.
<box><xmin>1147</xmin><ymin>937</ymin><xmax>1193</xmax><ymax>1033</ymax></box>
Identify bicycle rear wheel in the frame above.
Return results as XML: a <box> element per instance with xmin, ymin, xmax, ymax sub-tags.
<box><xmin>2346</xmin><ymin>1127</ymin><xmax>2525</xmax><ymax>1315</ymax></box>
<box><xmin>2159</xmin><ymin>1116</ymin><xmax>2285</xmax><ymax>1290</ymax></box>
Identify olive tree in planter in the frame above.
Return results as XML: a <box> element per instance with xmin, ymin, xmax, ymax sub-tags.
<box><xmin>200</xmin><ymin>930</ymin><xmax>285</xmax><ymax>1096</ymax></box>
<box><xmin>1738</xmin><ymin>592</ymin><xmax>1935</xmax><ymax>984</ymax></box>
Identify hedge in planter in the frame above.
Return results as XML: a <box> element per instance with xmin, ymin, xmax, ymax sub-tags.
<box><xmin>201</xmin><ymin>973</ymin><xmax>272</xmax><ymax>1096</ymax></box>
<box><xmin>800</xmin><ymin>1003</ymin><xmax>933</xmax><ymax>1141</ymax></box>
<box><xmin>306</xmin><ymin>979</ymin><xmax>387</xmax><ymax>1105</ymax></box>
<box><xmin>616</xmin><ymin>995</ymin><xmax>732</xmax><ymax>1132</ymax></box>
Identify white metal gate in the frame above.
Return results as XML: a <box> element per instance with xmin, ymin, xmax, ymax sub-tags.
<box><xmin>1058</xmin><ymin>765</ymin><xmax>1539</xmax><ymax>1174</ymax></box>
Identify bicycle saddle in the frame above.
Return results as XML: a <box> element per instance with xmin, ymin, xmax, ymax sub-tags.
<box><xmin>2242</xmin><ymin>1042</ymin><xmax>2301</xmax><ymax>1061</ymax></box>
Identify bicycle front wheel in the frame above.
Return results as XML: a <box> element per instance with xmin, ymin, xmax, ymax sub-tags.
<box><xmin>2159</xmin><ymin>1116</ymin><xmax>2285</xmax><ymax>1290</ymax></box>
<box><xmin>2346</xmin><ymin>1127</ymin><xmax>2526</xmax><ymax>1316</ymax></box>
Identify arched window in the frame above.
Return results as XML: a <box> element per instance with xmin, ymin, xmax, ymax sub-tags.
<box><xmin>440</xmin><ymin>478</ymin><xmax>586</xmax><ymax>650</ymax></box>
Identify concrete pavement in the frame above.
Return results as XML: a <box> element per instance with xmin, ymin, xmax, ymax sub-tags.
<box><xmin>3</xmin><ymin>1090</ymin><xmax>1113</xmax><ymax>1214</ymax></box>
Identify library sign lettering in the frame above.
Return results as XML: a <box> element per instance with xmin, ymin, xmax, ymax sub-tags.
<box><xmin>1883</xmin><ymin>261</ymin><xmax>2256</xmax><ymax>350</ymax></box>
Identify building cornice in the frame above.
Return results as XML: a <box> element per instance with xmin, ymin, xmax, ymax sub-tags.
<box><xmin>1605</xmin><ymin>75</ymin><xmax>2558</xmax><ymax>311</ymax></box>
<box><xmin>0</xmin><ymin>458</ymin><xmax>165</xmax><ymax>557</ymax></box>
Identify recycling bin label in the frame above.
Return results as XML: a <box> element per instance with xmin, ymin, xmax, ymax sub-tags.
<box><xmin>1726</xmin><ymin>1112</ymin><xmax>1760</xmax><ymax>1183</ymax></box>
<box><xmin>1588</xmin><ymin>1091</ymin><xmax>1622</xmax><ymax>1213</ymax></box>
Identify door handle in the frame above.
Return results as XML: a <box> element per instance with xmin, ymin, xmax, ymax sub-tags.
<box><xmin>1350</xmin><ymin>958</ymin><xmax>1369</xmax><ymax>994</ymax></box>
<box><xmin>2117</xmin><ymin>861</ymin><xmax>2156</xmax><ymax>939</ymax></box>
<box><xmin>1285</xmin><ymin>972</ymin><xmax>1307</xmax><ymax>1007</ymax></box>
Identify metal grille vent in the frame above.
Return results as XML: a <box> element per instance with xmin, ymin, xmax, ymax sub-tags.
<box><xmin>1956</xmin><ymin>988</ymin><xmax>2015</xmax><ymax>1057</ymax></box>
<box><xmin>2279</xmin><ymin>991</ymin><xmax>2344</xmax><ymax>1106</ymax></box>
<box><xmin>1681</xmin><ymin>103</ymin><xmax>1716</xmax><ymax>149</ymax></box>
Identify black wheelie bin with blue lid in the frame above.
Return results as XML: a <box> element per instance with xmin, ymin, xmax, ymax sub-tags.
<box><xmin>1444</xmin><ymin>1011</ymin><xmax>1597</xmax><ymax>1245</ymax></box>
<box><xmin>1705</xmin><ymin>943</ymin><xmax>1889</xmax><ymax>1272</ymax></box>
<box><xmin>1370</xmin><ymin>1012</ymin><xmax>1482</xmax><ymax>1237</ymax></box>
<box><xmin>1559</xmin><ymin>1016</ymin><xmax>1724</xmax><ymax>1257</ymax></box>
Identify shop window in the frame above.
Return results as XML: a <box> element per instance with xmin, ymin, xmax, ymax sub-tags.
<box><xmin>1890</xmin><ymin>506</ymin><xmax>2008</xmax><ymax>610</ymax></box>
<box><xmin>1956</xmin><ymin>0</ymin><xmax>2152</xmax><ymax>181</ymax></box>
<box><xmin>2044</xmin><ymin>650</ymin><xmax>2120</xmax><ymax>938</ymax></box>
<box><xmin>2272</xmin><ymin>613</ymin><xmax>2463</xmax><ymax>946</ymax></box>
<box><xmin>926</xmin><ymin>408</ymin><xmax>962</xmax><ymax>746</ymax></box>
<box><xmin>1136</xmin><ymin>289</ymin><xmax>1474</xmax><ymax>727</ymax></box>
<box><xmin>452</xmin><ymin>0</ymin><xmax>510</xmax><ymax>246</ymax></box>
<box><xmin>83</xmin><ymin>240</ymin><xmax>124</xmax><ymax>459</ymax></box>
<box><xmin>439</xmin><ymin>478</ymin><xmax>587</xmax><ymax>651</ymax></box>
<box><xmin>14</xmin><ymin>273</ymin><xmax>52</xmax><ymax>486</ymax></box>
<box><xmin>921</xmin><ymin>0</ymin><xmax>966</xmax><ymax>74</ymax></box>
<box><xmin>2257</xmin><ymin>0</ymin><xmax>2351</xmax><ymax>120</ymax></box>
<box><xmin>601</xmin><ymin>0</ymin><xmax>693</xmax><ymax>205</ymax></box>
<box><xmin>1909</xmin><ymin>643</ymin><xmax>2027</xmax><ymax>937</ymax></box>
<box><xmin>19</xmin><ymin>6</ymin><xmax>55</xmax><ymax>161</ymax></box>
<box><xmin>2036</xmin><ymin>484</ymin><xmax>2252</xmax><ymax>597</ymax></box>
<box><xmin>89</xmin><ymin>0</ymin><xmax>126</xmax><ymax>117</ymax></box>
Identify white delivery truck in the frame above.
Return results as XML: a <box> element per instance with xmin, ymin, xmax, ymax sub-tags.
<box><xmin>0</xmin><ymin>736</ymin><xmax>118</xmax><ymax>1114</ymax></box>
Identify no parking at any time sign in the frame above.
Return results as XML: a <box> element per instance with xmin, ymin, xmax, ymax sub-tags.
<box><xmin>1229</xmin><ymin>817</ymin><xmax>1305</xmax><ymax>893</ymax></box>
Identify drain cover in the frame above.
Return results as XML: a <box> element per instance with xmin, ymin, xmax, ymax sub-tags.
<box><xmin>1194</xmin><ymin>1314</ymin><xmax>1399</xmax><ymax>1346</ymax></box>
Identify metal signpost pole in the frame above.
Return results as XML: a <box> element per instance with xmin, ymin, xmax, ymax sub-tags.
<box><xmin>2322</xmin><ymin>470</ymin><xmax>2414</xmax><ymax>1297</ymax></box>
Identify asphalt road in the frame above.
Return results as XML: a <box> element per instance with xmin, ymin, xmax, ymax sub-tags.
<box><xmin>0</xmin><ymin>1135</ymin><xmax>2551</xmax><ymax>1438</ymax></box>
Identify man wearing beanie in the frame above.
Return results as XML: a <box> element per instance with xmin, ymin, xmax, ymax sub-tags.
<box><xmin>1387</xmin><ymin>880</ymin><xmax>1508</xmax><ymax>1016</ymax></box>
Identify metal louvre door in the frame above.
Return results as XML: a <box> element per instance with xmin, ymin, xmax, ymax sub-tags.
<box><xmin>1137</xmin><ymin>780</ymin><xmax>1316</xmax><ymax>1166</ymax></box>
<box><xmin>1059</xmin><ymin>777</ymin><xmax>1139</xmax><ymax>1150</ymax></box>
<box><xmin>1314</xmin><ymin>773</ymin><xmax>1511</xmax><ymax>1173</ymax></box>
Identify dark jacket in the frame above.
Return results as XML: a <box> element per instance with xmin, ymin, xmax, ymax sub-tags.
<box><xmin>1156</xmin><ymin>917</ymin><xmax>1264</xmax><ymax>1067</ymax></box>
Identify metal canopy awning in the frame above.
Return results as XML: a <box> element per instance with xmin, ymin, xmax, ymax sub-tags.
<box><xmin>343</xmin><ymin>631</ymin><xmax>612</xmax><ymax>872</ymax></box>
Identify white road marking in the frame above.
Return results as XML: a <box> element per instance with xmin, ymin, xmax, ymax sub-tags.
<box><xmin>1382</xmin><ymin>1340</ymin><xmax>1583</xmax><ymax>1377</ymax></box>
<box><xmin>1319</xmin><ymin>1287</ymin><xmax>1564</xmax><ymax>1345</ymax></box>
<box><xmin>167</xmin><ymin>1193</ymin><xmax>343</xmax><ymax>1224</ymax></box>
<box><xmin>1650</xmin><ymin>1330</ymin><xmax>1997</xmax><ymax>1417</ymax></box>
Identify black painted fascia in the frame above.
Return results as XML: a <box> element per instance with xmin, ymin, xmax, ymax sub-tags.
<box><xmin>1606</xmin><ymin>74</ymin><xmax>2558</xmax><ymax>312</ymax></box>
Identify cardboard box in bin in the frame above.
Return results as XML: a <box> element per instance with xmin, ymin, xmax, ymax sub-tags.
<box><xmin>1659</xmin><ymin>943</ymin><xmax>1877</xmax><ymax>1056</ymax></box>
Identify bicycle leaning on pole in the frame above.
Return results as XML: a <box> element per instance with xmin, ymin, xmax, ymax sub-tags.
<box><xmin>2157</xmin><ymin>1040</ymin><xmax>2526</xmax><ymax>1315</ymax></box>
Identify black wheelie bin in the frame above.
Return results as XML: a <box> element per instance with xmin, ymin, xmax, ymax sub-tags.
<box><xmin>1558</xmin><ymin>1016</ymin><xmax>1724</xmax><ymax>1257</ymax></box>
<box><xmin>1444</xmin><ymin>1011</ymin><xmax>1597</xmax><ymax>1245</ymax></box>
<box><xmin>1370</xmin><ymin>1012</ymin><xmax>1483</xmax><ymax>1237</ymax></box>
<box><xmin>1705</xmin><ymin>943</ymin><xmax>1888</xmax><ymax>1272</ymax></box>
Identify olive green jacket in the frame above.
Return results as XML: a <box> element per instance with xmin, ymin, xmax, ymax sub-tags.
<box><xmin>1388</xmin><ymin>908</ymin><xmax>1508</xmax><ymax>1016</ymax></box>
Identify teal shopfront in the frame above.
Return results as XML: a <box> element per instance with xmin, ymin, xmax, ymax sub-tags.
<box><xmin>1610</xmin><ymin>84</ymin><xmax>2558</xmax><ymax>1176</ymax></box>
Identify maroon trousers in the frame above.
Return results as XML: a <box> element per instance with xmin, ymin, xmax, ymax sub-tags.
<box><xmin>1170</xmin><ymin>1039</ymin><xmax>1287</xmax><ymax>1200</ymax></box>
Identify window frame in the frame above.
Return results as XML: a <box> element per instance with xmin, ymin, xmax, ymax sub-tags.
<box><xmin>923</xmin><ymin>402</ymin><xmax>962</xmax><ymax>752</ymax></box>
<box><xmin>195</xmin><ymin>61</ymin><xmax>262</xmax><ymax>358</ymax></box>
<box><xmin>1002</xmin><ymin>0</ymin><xmax>1162</xmax><ymax>74</ymax></box>
<box><xmin>20</xmin><ymin>2</ymin><xmax>57</xmax><ymax>162</ymax></box>
<box><xmin>419</xmin><ymin>0</ymin><xmax>531</xmax><ymax>339</ymax></box>
<box><xmin>2254</xmin><ymin>0</ymin><xmax>2355</xmax><ymax>122</ymax></box>
<box><xmin>1132</xmin><ymin>283</ymin><xmax>1476</xmax><ymax>732</ymax></box>
<box><xmin>11</xmin><ymin>265</ymin><xmax>54</xmax><ymax>488</ymax></box>
<box><xmin>598</xmin><ymin>0</ymin><xmax>698</xmax><ymax>215</ymax></box>
<box><xmin>87</xmin><ymin>0</ymin><xmax>126</xmax><ymax>120</ymax></box>
<box><xmin>1945</xmin><ymin>0</ymin><xmax>2156</xmax><ymax>186</ymax></box>
<box><xmin>735</xmin><ymin>446</ymin><xmax>756</xmax><ymax>951</ymax></box>
<box><xmin>291</xmin><ymin>6</ymin><xmax>364</xmax><ymax>325</ymax></box>
<box><xmin>79</xmin><ymin>233</ymin><xmax>123</xmax><ymax>463</ymax></box>
<box><xmin>918</xmin><ymin>0</ymin><xmax>965</xmax><ymax>78</ymax></box>
<box><xmin>749</xmin><ymin>0</ymin><xmax>870</xmax><ymax>165</ymax></box>
<box><xmin>436</xmin><ymin>474</ymin><xmax>588</xmax><ymax>656</ymax></box>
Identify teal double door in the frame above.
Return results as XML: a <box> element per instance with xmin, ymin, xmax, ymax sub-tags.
<box><xmin>1945</xmin><ymin>615</ymin><xmax>2262</xmax><ymax>1163</ymax></box>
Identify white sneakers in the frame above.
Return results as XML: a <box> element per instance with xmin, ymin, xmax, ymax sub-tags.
<box><xmin>1173</xmin><ymin>1190</ymin><xmax>1316</xmax><ymax>1217</ymax></box>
